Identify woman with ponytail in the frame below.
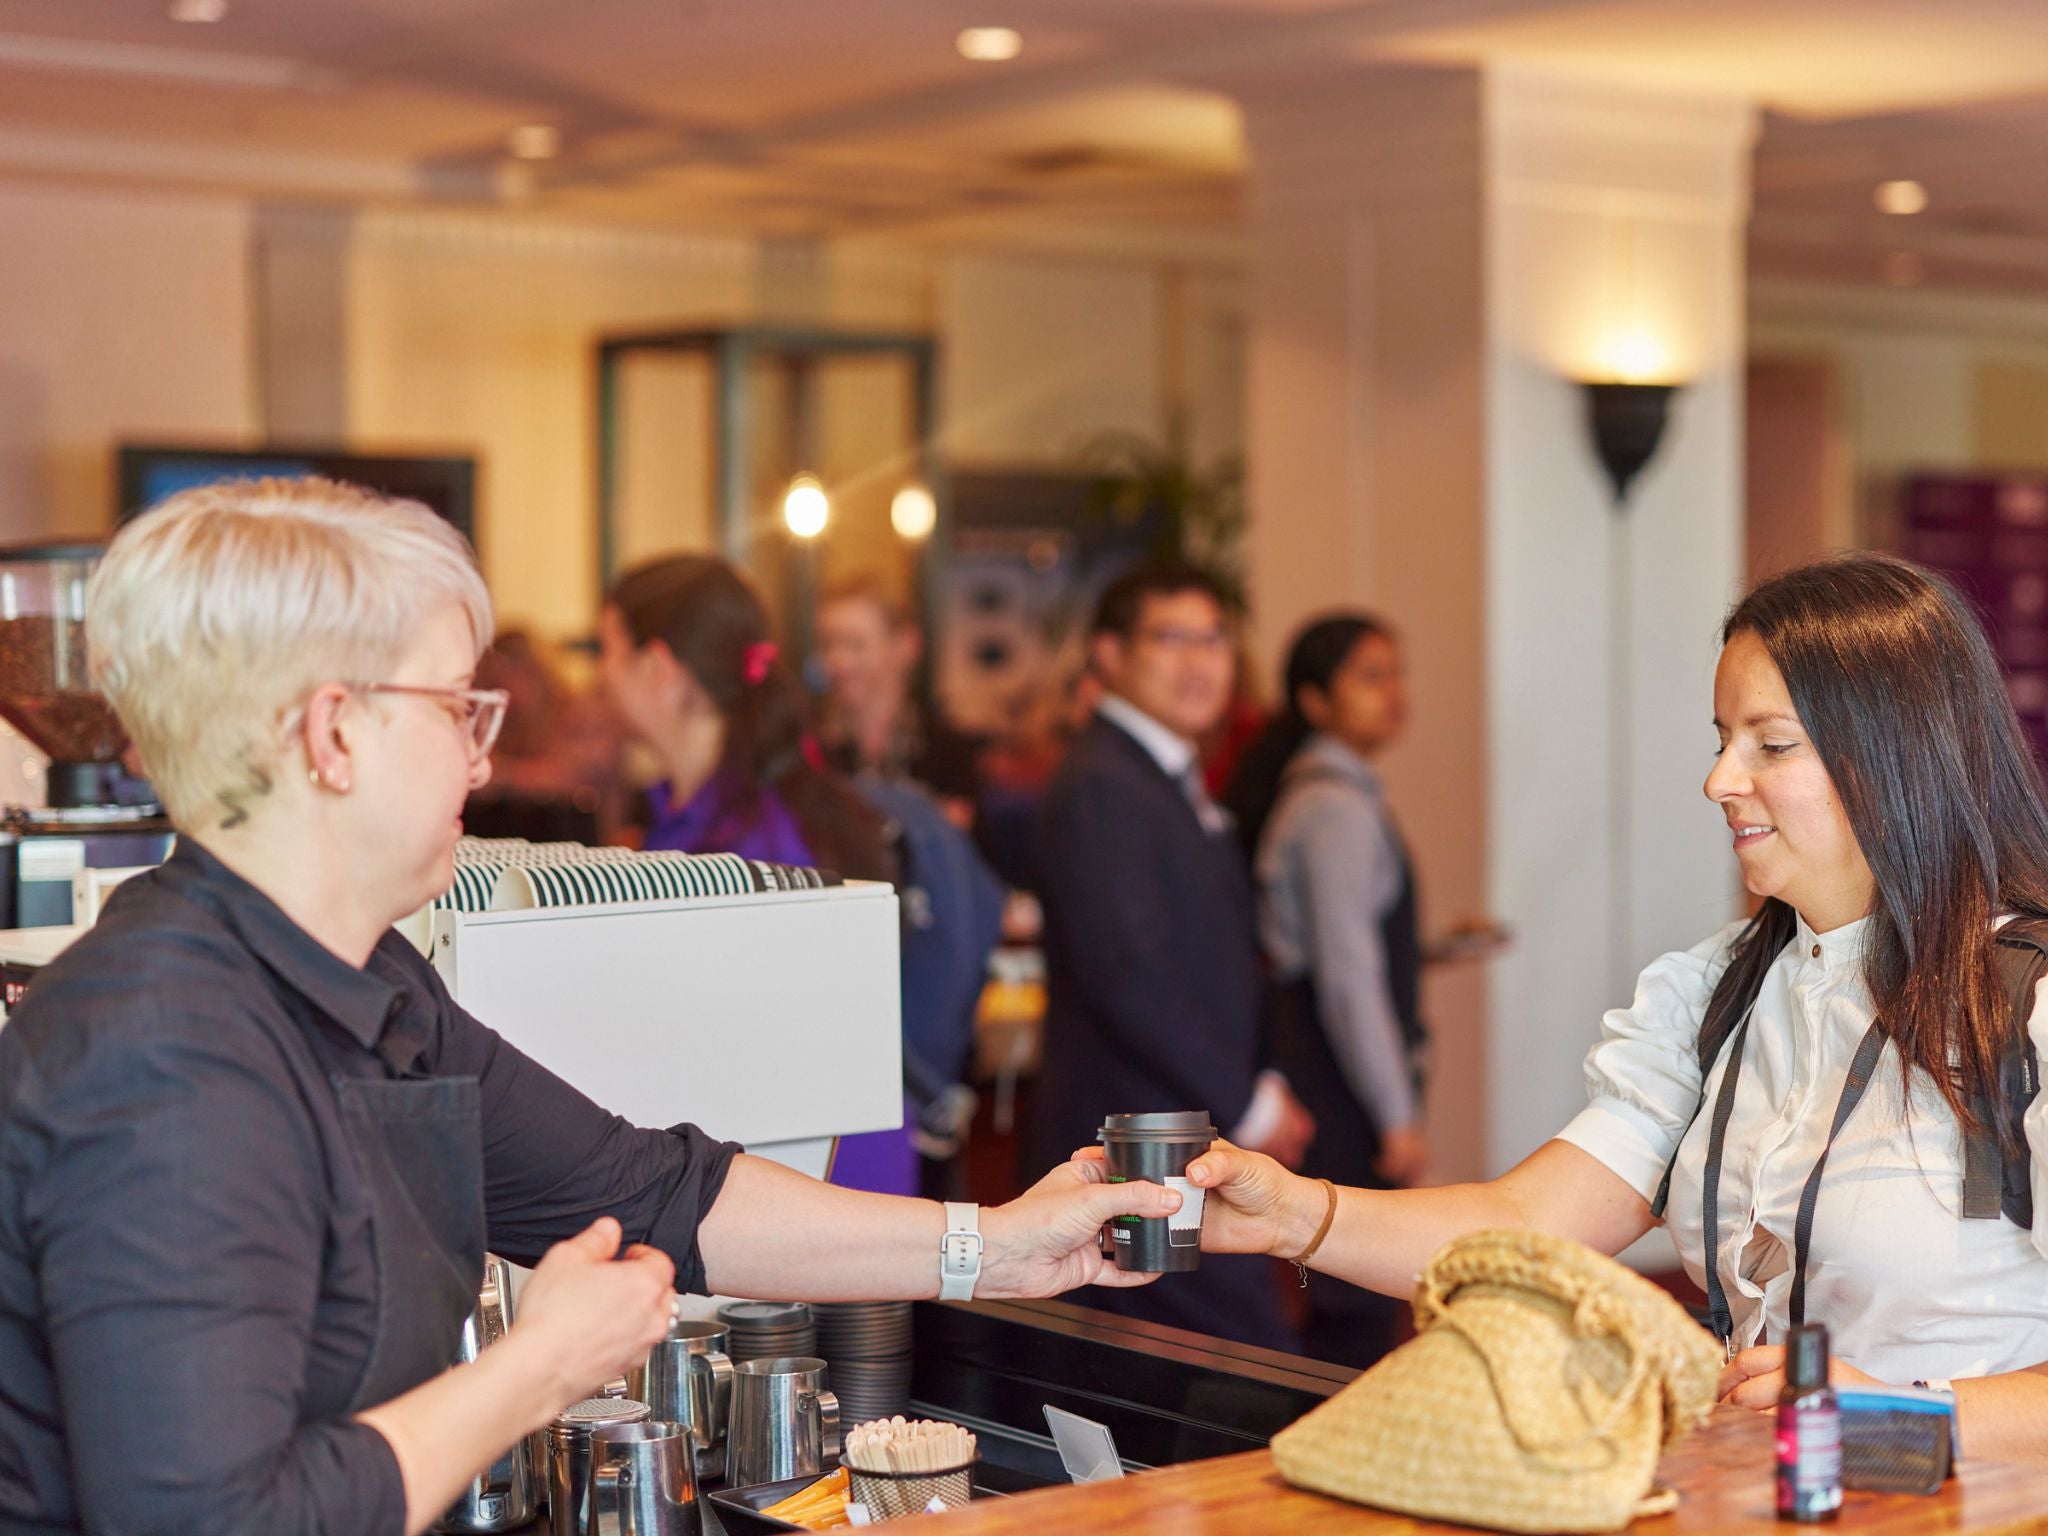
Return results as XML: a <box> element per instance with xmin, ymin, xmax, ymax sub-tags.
<box><xmin>599</xmin><ymin>555</ymin><xmax>893</xmax><ymax>882</ymax></box>
<box><xmin>599</xmin><ymin>554</ymin><xmax>913</xmax><ymax>1193</ymax></box>
<box><xmin>1225</xmin><ymin>614</ymin><xmax>1422</xmax><ymax>1367</ymax></box>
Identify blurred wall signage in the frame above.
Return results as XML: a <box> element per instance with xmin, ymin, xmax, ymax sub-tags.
<box><xmin>1902</xmin><ymin>472</ymin><xmax>2048</xmax><ymax>761</ymax></box>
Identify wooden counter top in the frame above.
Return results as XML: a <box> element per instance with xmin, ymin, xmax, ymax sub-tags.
<box><xmin>920</xmin><ymin>1408</ymin><xmax>2048</xmax><ymax>1535</ymax></box>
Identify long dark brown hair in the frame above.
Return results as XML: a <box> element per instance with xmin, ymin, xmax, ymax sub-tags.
<box><xmin>1223</xmin><ymin>612</ymin><xmax>1394</xmax><ymax>857</ymax></box>
<box><xmin>607</xmin><ymin>554</ymin><xmax>893</xmax><ymax>883</ymax></box>
<box><xmin>1699</xmin><ymin>553</ymin><xmax>2048</xmax><ymax>1130</ymax></box>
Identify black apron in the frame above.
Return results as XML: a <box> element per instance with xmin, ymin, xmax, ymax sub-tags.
<box><xmin>334</xmin><ymin>1070</ymin><xmax>488</xmax><ymax>1411</ymax></box>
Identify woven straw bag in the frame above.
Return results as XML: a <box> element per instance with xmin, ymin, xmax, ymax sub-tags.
<box><xmin>1271</xmin><ymin>1229</ymin><xmax>1723</xmax><ymax>1533</ymax></box>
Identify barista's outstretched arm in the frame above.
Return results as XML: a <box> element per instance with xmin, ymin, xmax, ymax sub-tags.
<box><xmin>697</xmin><ymin>1151</ymin><xmax>1182</xmax><ymax>1302</ymax></box>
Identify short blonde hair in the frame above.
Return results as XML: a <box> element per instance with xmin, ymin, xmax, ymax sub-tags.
<box><xmin>88</xmin><ymin>477</ymin><xmax>493</xmax><ymax>830</ymax></box>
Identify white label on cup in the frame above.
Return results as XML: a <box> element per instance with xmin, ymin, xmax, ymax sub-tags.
<box><xmin>1166</xmin><ymin>1175</ymin><xmax>1204</xmax><ymax>1233</ymax></box>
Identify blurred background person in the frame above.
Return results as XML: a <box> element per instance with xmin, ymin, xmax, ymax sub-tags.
<box><xmin>1027</xmin><ymin>563</ymin><xmax>1311</xmax><ymax>1351</ymax></box>
<box><xmin>814</xmin><ymin>573</ymin><xmax>985</xmax><ymax>823</ymax></box>
<box><xmin>1227</xmin><ymin>613</ymin><xmax>1424</xmax><ymax>1368</ymax></box>
<box><xmin>468</xmin><ymin>628</ymin><xmax>627</xmax><ymax>843</ymax></box>
<box><xmin>598</xmin><ymin>553</ymin><xmax>915</xmax><ymax>1196</ymax></box>
<box><xmin>809</xmin><ymin>575</ymin><xmax>1010</xmax><ymax>1202</ymax></box>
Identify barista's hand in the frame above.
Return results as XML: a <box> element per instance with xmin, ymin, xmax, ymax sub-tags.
<box><xmin>976</xmin><ymin>1159</ymin><xmax>1184</xmax><ymax>1297</ymax></box>
<box><xmin>1718</xmin><ymin>1345</ymin><xmax>1879</xmax><ymax>1410</ymax></box>
<box><xmin>514</xmin><ymin>1217</ymin><xmax>676</xmax><ymax>1402</ymax></box>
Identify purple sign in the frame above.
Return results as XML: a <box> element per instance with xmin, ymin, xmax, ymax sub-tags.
<box><xmin>1903</xmin><ymin>472</ymin><xmax>2048</xmax><ymax>764</ymax></box>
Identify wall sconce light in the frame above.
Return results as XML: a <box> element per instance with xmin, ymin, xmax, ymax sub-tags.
<box><xmin>890</xmin><ymin>483</ymin><xmax>937</xmax><ymax>541</ymax></box>
<box><xmin>1581</xmin><ymin>381</ymin><xmax>1679</xmax><ymax>506</ymax></box>
<box><xmin>782</xmin><ymin>474</ymin><xmax>829</xmax><ymax>538</ymax></box>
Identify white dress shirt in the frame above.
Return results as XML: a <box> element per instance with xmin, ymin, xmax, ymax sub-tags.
<box><xmin>1558</xmin><ymin>912</ymin><xmax>2048</xmax><ymax>1383</ymax></box>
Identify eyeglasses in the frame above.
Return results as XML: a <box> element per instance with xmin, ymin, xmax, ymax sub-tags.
<box><xmin>1134</xmin><ymin>625</ymin><xmax>1231</xmax><ymax>654</ymax></box>
<box><xmin>351</xmin><ymin>683</ymin><xmax>511</xmax><ymax>759</ymax></box>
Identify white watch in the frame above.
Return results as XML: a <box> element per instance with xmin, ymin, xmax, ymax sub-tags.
<box><xmin>938</xmin><ymin>1202</ymin><xmax>983</xmax><ymax>1301</ymax></box>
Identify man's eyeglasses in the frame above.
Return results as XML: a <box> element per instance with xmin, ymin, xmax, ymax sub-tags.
<box><xmin>351</xmin><ymin>683</ymin><xmax>510</xmax><ymax>759</ymax></box>
<box><xmin>1134</xmin><ymin>625</ymin><xmax>1231</xmax><ymax>655</ymax></box>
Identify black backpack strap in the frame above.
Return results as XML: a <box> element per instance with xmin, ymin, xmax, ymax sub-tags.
<box><xmin>1972</xmin><ymin>918</ymin><xmax>2048</xmax><ymax>1224</ymax></box>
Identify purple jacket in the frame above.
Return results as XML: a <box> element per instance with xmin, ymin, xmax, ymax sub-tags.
<box><xmin>643</xmin><ymin>775</ymin><xmax>813</xmax><ymax>865</ymax></box>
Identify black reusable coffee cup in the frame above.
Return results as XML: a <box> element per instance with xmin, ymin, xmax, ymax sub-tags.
<box><xmin>1098</xmin><ymin>1111</ymin><xmax>1217</xmax><ymax>1273</ymax></box>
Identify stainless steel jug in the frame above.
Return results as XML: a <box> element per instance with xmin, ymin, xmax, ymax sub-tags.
<box><xmin>549</xmin><ymin>1398</ymin><xmax>653</xmax><ymax>1536</ymax></box>
<box><xmin>725</xmin><ymin>1357</ymin><xmax>839</xmax><ymax>1487</ymax></box>
<box><xmin>436</xmin><ymin>1255</ymin><xmax>539</xmax><ymax>1533</ymax></box>
<box><xmin>627</xmin><ymin>1319</ymin><xmax>731</xmax><ymax>1478</ymax></box>
<box><xmin>587</xmin><ymin>1420</ymin><xmax>700</xmax><ymax>1536</ymax></box>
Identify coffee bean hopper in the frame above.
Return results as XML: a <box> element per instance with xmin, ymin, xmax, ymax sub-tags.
<box><xmin>0</xmin><ymin>543</ymin><xmax>172</xmax><ymax>929</ymax></box>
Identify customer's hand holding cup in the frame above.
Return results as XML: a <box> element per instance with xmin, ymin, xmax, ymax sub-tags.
<box><xmin>1091</xmin><ymin>1112</ymin><xmax>1218</xmax><ymax>1273</ymax></box>
<box><xmin>1075</xmin><ymin>1138</ymin><xmax>1316</xmax><ymax>1263</ymax></box>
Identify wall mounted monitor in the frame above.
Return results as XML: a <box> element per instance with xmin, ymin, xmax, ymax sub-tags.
<box><xmin>115</xmin><ymin>444</ymin><xmax>478</xmax><ymax>548</ymax></box>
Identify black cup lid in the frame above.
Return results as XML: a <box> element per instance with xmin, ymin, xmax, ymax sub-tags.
<box><xmin>1099</xmin><ymin>1111</ymin><xmax>1217</xmax><ymax>1142</ymax></box>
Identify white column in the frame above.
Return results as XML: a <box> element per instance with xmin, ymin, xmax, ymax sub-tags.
<box><xmin>1241</xmin><ymin>67</ymin><xmax>1492</xmax><ymax>1181</ymax></box>
<box><xmin>1238</xmin><ymin>65</ymin><xmax>1754</xmax><ymax>1181</ymax></box>
<box><xmin>253</xmin><ymin>204</ymin><xmax>353</xmax><ymax>441</ymax></box>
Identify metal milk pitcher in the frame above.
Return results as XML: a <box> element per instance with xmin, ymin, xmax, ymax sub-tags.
<box><xmin>627</xmin><ymin>1319</ymin><xmax>731</xmax><ymax>1478</ymax></box>
<box><xmin>586</xmin><ymin>1421</ymin><xmax>700</xmax><ymax>1536</ymax></box>
<box><xmin>725</xmin><ymin>1357</ymin><xmax>839</xmax><ymax>1487</ymax></box>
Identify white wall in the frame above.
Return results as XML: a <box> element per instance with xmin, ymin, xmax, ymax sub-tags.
<box><xmin>0</xmin><ymin>180</ymin><xmax>255</xmax><ymax>542</ymax></box>
<box><xmin>937</xmin><ymin>252</ymin><xmax>1166</xmax><ymax>465</ymax></box>
<box><xmin>1484</xmin><ymin>70</ymin><xmax>1752</xmax><ymax>1171</ymax></box>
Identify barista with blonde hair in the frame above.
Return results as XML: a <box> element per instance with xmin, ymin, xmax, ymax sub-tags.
<box><xmin>0</xmin><ymin>478</ymin><xmax>1179</xmax><ymax>1535</ymax></box>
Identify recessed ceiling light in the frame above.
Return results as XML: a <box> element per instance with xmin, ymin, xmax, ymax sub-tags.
<box><xmin>957</xmin><ymin>27</ymin><xmax>1023</xmax><ymax>62</ymax></box>
<box><xmin>1875</xmin><ymin>179</ymin><xmax>1928</xmax><ymax>216</ymax></box>
<box><xmin>167</xmin><ymin>0</ymin><xmax>228</xmax><ymax>22</ymax></box>
<box><xmin>507</xmin><ymin>124</ymin><xmax>561</xmax><ymax>161</ymax></box>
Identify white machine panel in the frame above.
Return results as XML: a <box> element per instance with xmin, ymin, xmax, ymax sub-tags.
<box><xmin>429</xmin><ymin>882</ymin><xmax>903</xmax><ymax>1151</ymax></box>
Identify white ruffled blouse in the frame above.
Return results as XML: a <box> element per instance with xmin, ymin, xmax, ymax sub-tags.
<box><xmin>1557</xmin><ymin>913</ymin><xmax>2048</xmax><ymax>1383</ymax></box>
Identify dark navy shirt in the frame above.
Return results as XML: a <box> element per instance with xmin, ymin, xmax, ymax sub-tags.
<box><xmin>0</xmin><ymin>840</ymin><xmax>740</xmax><ymax>1535</ymax></box>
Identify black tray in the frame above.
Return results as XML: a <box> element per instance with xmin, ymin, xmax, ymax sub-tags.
<box><xmin>708</xmin><ymin>1467</ymin><xmax>1020</xmax><ymax>1535</ymax></box>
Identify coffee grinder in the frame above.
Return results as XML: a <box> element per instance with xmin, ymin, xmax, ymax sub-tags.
<box><xmin>0</xmin><ymin>543</ymin><xmax>172</xmax><ymax>929</ymax></box>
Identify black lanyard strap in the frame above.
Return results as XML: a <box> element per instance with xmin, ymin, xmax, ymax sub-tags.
<box><xmin>1699</xmin><ymin>1012</ymin><xmax>1752</xmax><ymax>1353</ymax></box>
<box><xmin>1789</xmin><ymin>1019</ymin><xmax>1888</xmax><ymax>1329</ymax></box>
<box><xmin>1698</xmin><ymin>1011</ymin><xmax>1888</xmax><ymax>1353</ymax></box>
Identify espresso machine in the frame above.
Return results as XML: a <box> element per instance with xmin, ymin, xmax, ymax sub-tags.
<box><xmin>0</xmin><ymin>543</ymin><xmax>173</xmax><ymax>928</ymax></box>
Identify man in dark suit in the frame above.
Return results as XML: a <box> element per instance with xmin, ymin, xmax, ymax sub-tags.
<box><xmin>1027</xmin><ymin>566</ymin><xmax>1312</xmax><ymax>1351</ymax></box>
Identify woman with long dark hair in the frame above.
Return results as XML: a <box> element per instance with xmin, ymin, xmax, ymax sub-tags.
<box><xmin>599</xmin><ymin>553</ymin><xmax>912</xmax><ymax>1193</ymax></box>
<box><xmin>1226</xmin><ymin>614</ymin><xmax>1422</xmax><ymax>1367</ymax></box>
<box><xmin>1152</xmin><ymin>554</ymin><xmax>2048</xmax><ymax>1451</ymax></box>
<box><xmin>600</xmin><ymin>554</ymin><xmax>893</xmax><ymax>882</ymax></box>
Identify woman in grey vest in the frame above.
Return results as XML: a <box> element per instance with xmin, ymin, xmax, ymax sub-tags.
<box><xmin>1228</xmin><ymin>615</ymin><xmax>1426</xmax><ymax>1367</ymax></box>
